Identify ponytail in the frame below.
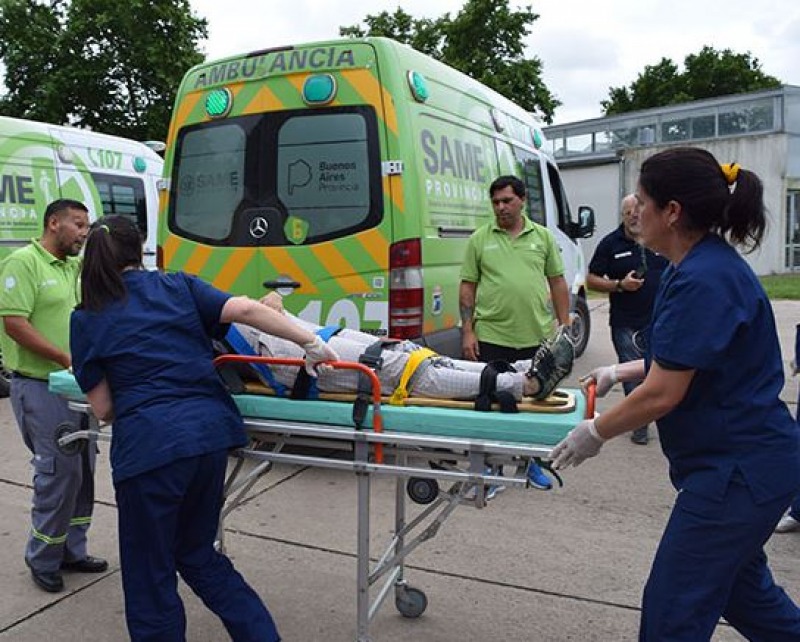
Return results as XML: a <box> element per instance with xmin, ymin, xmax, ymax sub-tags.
<box><xmin>79</xmin><ymin>216</ymin><xmax>144</xmax><ymax>312</ymax></box>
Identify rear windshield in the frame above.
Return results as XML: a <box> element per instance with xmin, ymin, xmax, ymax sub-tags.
<box><xmin>169</xmin><ymin>106</ymin><xmax>382</xmax><ymax>246</ymax></box>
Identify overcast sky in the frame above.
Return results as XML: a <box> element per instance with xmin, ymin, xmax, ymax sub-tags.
<box><xmin>190</xmin><ymin>0</ymin><xmax>800</xmax><ymax>125</ymax></box>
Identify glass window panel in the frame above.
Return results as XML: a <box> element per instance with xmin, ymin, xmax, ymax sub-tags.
<box><xmin>565</xmin><ymin>133</ymin><xmax>592</xmax><ymax>155</ymax></box>
<box><xmin>661</xmin><ymin>118</ymin><xmax>690</xmax><ymax>142</ymax></box>
<box><xmin>690</xmin><ymin>114</ymin><xmax>716</xmax><ymax>139</ymax></box>
<box><xmin>276</xmin><ymin>113</ymin><xmax>370</xmax><ymax>238</ymax></box>
<box><xmin>174</xmin><ymin>124</ymin><xmax>245</xmax><ymax>241</ymax></box>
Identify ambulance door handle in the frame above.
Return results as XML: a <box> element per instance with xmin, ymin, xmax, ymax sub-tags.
<box><xmin>263</xmin><ymin>280</ymin><xmax>301</xmax><ymax>290</ymax></box>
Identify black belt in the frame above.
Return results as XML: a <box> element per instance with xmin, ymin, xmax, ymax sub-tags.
<box><xmin>11</xmin><ymin>372</ymin><xmax>48</xmax><ymax>382</ymax></box>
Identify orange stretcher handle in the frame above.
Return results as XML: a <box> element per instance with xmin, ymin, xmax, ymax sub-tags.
<box><xmin>212</xmin><ymin>355</ymin><xmax>384</xmax><ymax>463</ymax></box>
<box><xmin>584</xmin><ymin>381</ymin><xmax>596</xmax><ymax>419</ymax></box>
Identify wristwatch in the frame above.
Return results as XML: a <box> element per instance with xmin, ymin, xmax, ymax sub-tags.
<box><xmin>615</xmin><ymin>279</ymin><xmax>623</xmax><ymax>292</ymax></box>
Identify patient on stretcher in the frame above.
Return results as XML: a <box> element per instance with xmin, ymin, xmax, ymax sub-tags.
<box><xmin>224</xmin><ymin>295</ymin><xmax>574</xmax><ymax>405</ymax></box>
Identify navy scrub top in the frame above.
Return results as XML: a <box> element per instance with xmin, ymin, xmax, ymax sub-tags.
<box><xmin>71</xmin><ymin>271</ymin><xmax>246</xmax><ymax>484</ymax></box>
<box><xmin>648</xmin><ymin>234</ymin><xmax>800</xmax><ymax>504</ymax></box>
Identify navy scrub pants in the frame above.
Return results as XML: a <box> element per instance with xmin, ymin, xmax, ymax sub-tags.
<box><xmin>640</xmin><ymin>472</ymin><xmax>800</xmax><ymax>641</ymax></box>
<box><xmin>115</xmin><ymin>449</ymin><xmax>280</xmax><ymax>642</ymax></box>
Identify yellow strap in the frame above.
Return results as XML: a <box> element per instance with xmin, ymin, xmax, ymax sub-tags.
<box><xmin>389</xmin><ymin>348</ymin><xmax>437</xmax><ymax>405</ymax></box>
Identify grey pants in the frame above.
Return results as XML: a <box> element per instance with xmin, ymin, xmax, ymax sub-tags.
<box><xmin>10</xmin><ymin>376</ymin><xmax>96</xmax><ymax>573</ymax></box>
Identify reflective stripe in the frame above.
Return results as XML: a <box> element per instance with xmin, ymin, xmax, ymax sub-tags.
<box><xmin>31</xmin><ymin>528</ymin><xmax>68</xmax><ymax>546</ymax></box>
<box><xmin>389</xmin><ymin>348</ymin><xmax>437</xmax><ymax>405</ymax></box>
<box><xmin>70</xmin><ymin>516</ymin><xmax>92</xmax><ymax>526</ymax></box>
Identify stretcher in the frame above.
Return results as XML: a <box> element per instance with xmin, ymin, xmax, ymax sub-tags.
<box><xmin>49</xmin><ymin>358</ymin><xmax>593</xmax><ymax>642</ymax></box>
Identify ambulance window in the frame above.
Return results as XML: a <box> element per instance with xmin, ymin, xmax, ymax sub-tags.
<box><xmin>517</xmin><ymin>153</ymin><xmax>545</xmax><ymax>226</ymax></box>
<box><xmin>546</xmin><ymin>161</ymin><xmax>572</xmax><ymax>232</ymax></box>
<box><xmin>92</xmin><ymin>173</ymin><xmax>147</xmax><ymax>238</ymax></box>
<box><xmin>276</xmin><ymin>112</ymin><xmax>372</xmax><ymax>239</ymax></box>
<box><xmin>174</xmin><ymin>124</ymin><xmax>246</xmax><ymax>241</ymax></box>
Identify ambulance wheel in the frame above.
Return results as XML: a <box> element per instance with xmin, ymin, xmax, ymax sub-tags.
<box><xmin>406</xmin><ymin>477</ymin><xmax>439</xmax><ymax>505</ymax></box>
<box><xmin>55</xmin><ymin>422</ymin><xmax>85</xmax><ymax>456</ymax></box>
<box><xmin>569</xmin><ymin>296</ymin><xmax>591</xmax><ymax>358</ymax></box>
<box><xmin>396</xmin><ymin>586</ymin><xmax>427</xmax><ymax>618</ymax></box>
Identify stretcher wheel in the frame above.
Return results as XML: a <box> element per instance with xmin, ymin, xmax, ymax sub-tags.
<box><xmin>395</xmin><ymin>586</ymin><xmax>427</xmax><ymax>618</ymax></box>
<box><xmin>55</xmin><ymin>421</ymin><xmax>85</xmax><ymax>456</ymax></box>
<box><xmin>406</xmin><ymin>477</ymin><xmax>439</xmax><ymax>505</ymax></box>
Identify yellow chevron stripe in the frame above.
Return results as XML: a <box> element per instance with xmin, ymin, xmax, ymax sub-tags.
<box><xmin>245</xmin><ymin>85</ymin><xmax>285</xmax><ymax>114</ymax></box>
<box><xmin>214</xmin><ymin>248</ymin><xmax>257</xmax><ymax>292</ymax></box>
<box><xmin>184</xmin><ymin>244</ymin><xmax>214</xmax><ymax>274</ymax></box>
<box><xmin>355</xmin><ymin>228</ymin><xmax>388</xmax><ymax>267</ymax></box>
<box><xmin>383</xmin><ymin>174</ymin><xmax>404</xmax><ymax>216</ymax></box>
<box><xmin>310</xmin><ymin>244</ymin><xmax>371</xmax><ymax>291</ymax></box>
<box><xmin>340</xmin><ymin>69</ymin><xmax>398</xmax><ymax>136</ymax></box>
<box><xmin>162</xmin><ymin>234</ymin><xmax>182</xmax><ymax>267</ymax></box>
<box><xmin>263</xmin><ymin>247</ymin><xmax>320</xmax><ymax>295</ymax></box>
<box><xmin>167</xmin><ymin>92</ymin><xmax>202</xmax><ymax>148</ymax></box>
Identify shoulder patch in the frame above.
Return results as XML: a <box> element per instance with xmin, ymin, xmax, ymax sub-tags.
<box><xmin>4</xmin><ymin>275</ymin><xmax>16</xmax><ymax>290</ymax></box>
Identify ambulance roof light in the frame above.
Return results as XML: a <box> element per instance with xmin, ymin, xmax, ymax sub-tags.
<box><xmin>205</xmin><ymin>88</ymin><xmax>232</xmax><ymax>118</ymax></box>
<box><xmin>303</xmin><ymin>74</ymin><xmax>337</xmax><ymax>105</ymax></box>
<box><xmin>407</xmin><ymin>71</ymin><xmax>429</xmax><ymax>103</ymax></box>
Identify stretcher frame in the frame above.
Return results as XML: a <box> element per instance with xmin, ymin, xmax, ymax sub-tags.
<box><xmin>52</xmin><ymin>357</ymin><xmax>594</xmax><ymax>642</ymax></box>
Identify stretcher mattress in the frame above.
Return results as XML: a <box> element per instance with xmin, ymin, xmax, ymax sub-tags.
<box><xmin>49</xmin><ymin>369</ymin><xmax>583</xmax><ymax>446</ymax></box>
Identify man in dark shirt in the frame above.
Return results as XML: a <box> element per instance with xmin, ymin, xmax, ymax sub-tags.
<box><xmin>587</xmin><ymin>194</ymin><xmax>668</xmax><ymax>444</ymax></box>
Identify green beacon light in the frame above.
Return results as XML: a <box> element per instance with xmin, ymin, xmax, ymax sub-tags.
<box><xmin>205</xmin><ymin>88</ymin><xmax>232</xmax><ymax>118</ymax></box>
<box><xmin>303</xmin><ymin>74</ymin><xmax>337</xmax><ymax>105</ymax></box>
<box><xmin>531</xmin><ymin>127</ymin><xmax>544</xmax><ymax>150</ymax></box>
<box><xmin>407</xmin><ymin>70</ymin><xmax>429</xmax><ymax>103</ymax></box>
<box><xmin>132</xmin><ymin>156</ymin><xmax>147</xmax><ymax>173</ymax></box>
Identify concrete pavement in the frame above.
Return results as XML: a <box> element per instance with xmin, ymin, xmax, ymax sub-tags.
<box><xmin>0</xmin><ymin>300</ymin><xmax>798</xmax><ymax>641</ymax></box>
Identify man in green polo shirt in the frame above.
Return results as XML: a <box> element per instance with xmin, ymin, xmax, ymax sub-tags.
<box><xmin>0</xmin><ymin>199</ymin><xmax>107</xmax><ymax>593</ymax></box>
<box><xmin>460</xmin><ymin>175</ymin><xmax>571</xmax><ymax>363</ymax></box>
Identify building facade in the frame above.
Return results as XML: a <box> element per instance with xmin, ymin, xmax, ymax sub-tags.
<box><xmin>544</xmin><ymin>86</ymin><xmax>800</xmax><ymax>275</ymax></box>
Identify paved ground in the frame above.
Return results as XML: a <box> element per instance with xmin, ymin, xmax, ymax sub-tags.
<box><xmin>0</xmin><ymin>300</ymin><xmax>798</xmax><ymax>641</ymax></box>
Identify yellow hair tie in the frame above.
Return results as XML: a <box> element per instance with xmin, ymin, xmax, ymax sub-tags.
<box><xmin>97</xmin><ymin>224</ymin><xmax>110</xmax><ymax>233</ymax></box>
<box><xmin>720</xmin><ymin>163</ymin><xmax>739</xmax><ymax>185</ymax></box>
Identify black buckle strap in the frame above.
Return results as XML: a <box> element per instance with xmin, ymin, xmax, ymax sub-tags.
<box><xmin>475</xmin><ymin>360</ymin><xmax>518</xmax><ymax>413</ymax></box>
<box><xmin>353</xmin><ymin>339</ymin><xmax>398</xmax><ymax>428</ymax></box>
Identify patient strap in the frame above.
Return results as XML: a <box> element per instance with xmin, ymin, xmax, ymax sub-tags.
<box><xmin>388</xmin><ymin>348</ymin><xmax>437</xmax><ymax>406</ymax></box>
<box><xmin>353</xmin><ymin>339</ymin><xmax>399</xmax><ymax>428</ymax></box>
<box><xmin>225</xmin><ymin>325</ymin><xmax>289</xmax><ymax>397</ymax></box>
<box><xmin>475</xmin><ymin>360</ymin><xmax>518</xmax><ymax>413</ymax></box>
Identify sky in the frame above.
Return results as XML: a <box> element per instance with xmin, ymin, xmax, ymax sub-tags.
<box><xmin>190</xmin><ymin>0</ymin><xmax>800</xmax><ymax>125</ymax></box>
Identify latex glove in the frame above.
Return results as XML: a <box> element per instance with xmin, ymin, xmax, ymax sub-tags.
<box><xmin>302</xmin><ymin>335</ymin><xmax>339</xmax><ymax>376</ymax></box>
<box><xmin>551</xmin><ymin>419</ymin><xmax>606</xmax><ymax>469</ymax></box>
<box><xmin>579</xmin><ymin>365</ymin><xmax>617</xmax><ymax>397</ymax></box>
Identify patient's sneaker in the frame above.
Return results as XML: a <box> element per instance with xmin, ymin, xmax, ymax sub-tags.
<box><xmin>526</xmin><ymin>461</ymin><xmax>553</xmax><ymax>490</ymax></box>
<box><xmin>775</xmin><ymin>513</ymin><xmax>800</xmax><ymax>533</ymax></box>
<box><xmin>527</xmin><ymin>329</ymin><xmax>575</xmax><ymax>400</ymax></box>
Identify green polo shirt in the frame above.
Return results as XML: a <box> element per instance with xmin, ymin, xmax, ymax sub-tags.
<box><xmin>460</xmin><ymin>218</ymin><xmax>564</xmax><ymax>348</ymax></box>
<box><xmin>0</xmin><ymin>239</ymin><xmax>81</xmax><ymax>379</ymax></box>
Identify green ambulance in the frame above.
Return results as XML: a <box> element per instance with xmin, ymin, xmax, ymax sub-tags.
<box><xmin>159</xmin><ymin>37</ymin><xmax>595</xmax><ymax>359</ymax></box>
<box><xmin>0</xmin><ymin>115</ymin><xmax>164</xmax><ymax>395</ymax></box>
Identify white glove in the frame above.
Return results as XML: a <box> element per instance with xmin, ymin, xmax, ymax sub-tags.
<box><xmin>580</xmin><ymin>365</ymin><xmax>618</xmax><ymax>397</ymax></box>
<box><xmin>551</xmin><ymin>419</ymin><xmax>606</xmax><ymax>469</ymax></box>
<box><xmin>301</xmin><ymin>335</ymin><xmax>339</xmax><ymax>376</ymax></box>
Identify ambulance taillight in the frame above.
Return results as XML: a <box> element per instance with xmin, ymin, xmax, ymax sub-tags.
<box><xmin>389</xmin><ymin>238</ymin><xmax>423</xmax><ymax>340</ymax></box>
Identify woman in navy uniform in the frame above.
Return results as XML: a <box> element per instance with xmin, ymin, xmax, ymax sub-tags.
<box><xmin>69</xmin><ymin>216</ymin><xmax>338</xmax><ymax>642</ymax></box>
<box><xmin>552</xmin><ymin>147</ymin><xmax>800</xmax><ymax>641</ymax></box>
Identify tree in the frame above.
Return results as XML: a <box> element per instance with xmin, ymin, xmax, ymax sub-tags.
<box><xmin>602</xmin><ymin>46</ymin><xmax>780</xmax><ymax>116</ymax></box>
<box><xmin>340</xmin><ymin>0</ymin><xmax>560</xmax><ymax>123</ymax></box>
<box><xmin>0</xmin><ymin>0</ymin><xmax>207</xmax><ymax>140</ymax></box>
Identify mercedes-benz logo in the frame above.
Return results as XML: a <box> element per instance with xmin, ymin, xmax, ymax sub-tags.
<box><xmin>249</xmin><ymin>217</ymin><xmax>269</xmax><ymax>239</ymax></box>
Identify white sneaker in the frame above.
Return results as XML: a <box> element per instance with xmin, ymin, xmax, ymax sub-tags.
<box><xmin>775</xmin><ymin>514</ymin><xmax>800</xmax><ymax>533</ymax></box>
